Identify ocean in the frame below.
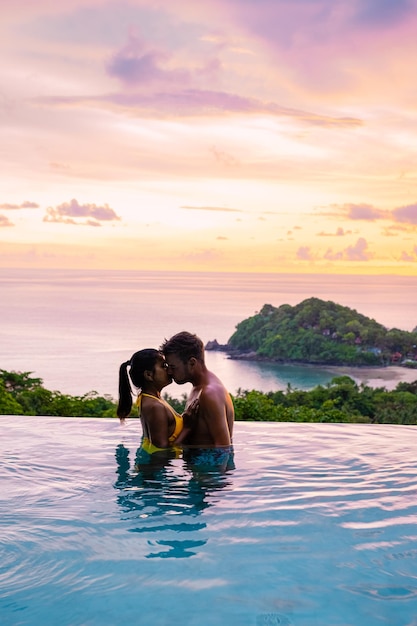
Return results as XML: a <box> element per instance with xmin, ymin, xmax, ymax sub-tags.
<box><xmin>1</xmin><ymin>268</ymin><xmax>416</xmax><ymax>401</ymax></box>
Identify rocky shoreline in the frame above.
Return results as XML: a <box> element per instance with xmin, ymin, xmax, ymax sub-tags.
<box><xmin>205</xmin><ymin>338</ymin><xmax>417</xmax><ymax>367</ymax></box>
<box><xmin>205</xmin><ymin>340</ymin><xmax>417</xmax><ymax>391</ymax></box>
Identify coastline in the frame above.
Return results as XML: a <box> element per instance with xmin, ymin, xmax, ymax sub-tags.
<box><xmin>313</xmin><ymin>364</ymin><xmax>417</xmax><ymax>391</ymax></box>
<box><xmin>207</xmin><ymin>344</ymin><xmax>417</xmax><ymax>392</ymax></box>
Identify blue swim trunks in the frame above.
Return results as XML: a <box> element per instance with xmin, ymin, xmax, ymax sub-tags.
<box><xmin>184</xmin><ymin>446</ymin><xmax>235</xmax><ymax>471</ymax></box>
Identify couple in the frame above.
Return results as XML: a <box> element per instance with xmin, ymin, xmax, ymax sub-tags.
<box><xmin>117</xmin><ymin>332</ymin><xmax>234</xmax><ymax>459</ymax></box>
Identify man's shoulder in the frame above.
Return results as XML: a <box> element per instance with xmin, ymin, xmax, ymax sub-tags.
<box><xmin>205</xmin><ymin>370</ymin><xmax>228</xmax><ymax>390</ymax></box>
<box><xmin>199</xmin><ymin>380</ymin><xmax>229</xmax><ymax>405</ymax></box>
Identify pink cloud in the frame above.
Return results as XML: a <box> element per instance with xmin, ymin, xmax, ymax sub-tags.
<box><xmin>222</xmin><ymin>0</ymin><xmax>417</xmax><ymax>96</ymax></box>
<box><xmin>392</xmin><ymin>203</ymin><xmax>417</xmax><ymax>225</ymax></box>
<box><xmin>353</xmin><ymin>0</ymin><xmax>413</xmax><ymax>27</ymax></box>
<box><xmin>106</xmin><ymin>33</ymin><xmax>190</xmax><ymax>87</ymax></box>
<box><xmin>346</xmin><ymin>204</ymin><xmax>386</xmax><ymax>221</ymax></box>
<box><xmin>106</xmin><ymin>31</ymin><xmax>222</xmax><ymax>91</ymax></box>
<box><xmin>296</xmin><ymin>246</ymin><xmax>314</xmax><ymax>261</ymax></box>
<box><xmin>345</xmin><ymin>237</ymin><xmax>372</xmax><ymax>260</ymax></box>
<box><xmin>34</xmin><ymin>90</ymin><xmax>362</xmax><ymax>126</ymax></box>
<box><xmin>318</xmin><ymin>227</ymin><xmax>349</xmax><ymax>236</ymax></box>
<box><xmin>0</xmin><ymin>201</ymin><xmax>39</xmax><ymax>210</ymax></box>
<box><xmin>324</xmin><ymin>248</ymin><xmax>344</xmax><ymax>261</ymax></box>
<box><xmin>210</xmin><ymin>146</ymin><xmax>239</xmax><ymax>166</ymax></box>
<box><xmin>400</xmin><ymin>245</ymin><xmax>417</xmax><ymax>262</ymax></box>
<box><xmin>181</xmin><ymin>205</ymin><xmax>242</xmax><ymax>213</ymax></box>
<box><xmin>181</xmin><ymin>248</ymin><xmax>222</xmax><ymax>263</ymax></box>
<box><xmin>324</xmin><ymin>237</ymin><xmax>372</xmax><ymax>261</ymax></box>
<box><xmin>0</xmin><ymin>214</ymin><xmax>14</xmax><ymax>227</ymax></box>
<box><xmin>43</xmin><ymin>198</ymin><xmax>120</xmax><ymax>226</ymax></box>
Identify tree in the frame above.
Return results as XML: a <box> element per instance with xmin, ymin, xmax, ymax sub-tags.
<box><xmin>227</xmin><ymin>298</ymin><xmax>417</xmax><ymax>366</ymax></box>
<box><xmin>0</xmin><ymin>380</ymin><xmax>24</xmax><ymax>415</ymax></box>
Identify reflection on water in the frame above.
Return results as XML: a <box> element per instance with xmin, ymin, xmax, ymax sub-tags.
<box><xmin>2</xmin><ymin>417</ymin><xmax>417</xmax><ymax>626</ymax></box>
<box><xmin>114</xmin><ymin>443</ymin><xmax>235</xmax><ymax>559</ymax></box>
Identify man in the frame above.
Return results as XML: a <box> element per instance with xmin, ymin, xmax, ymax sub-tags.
<box><xmin>161</xmin><ymin>331</ymin><xmax>234</xmax><ymax>447</ymax></box>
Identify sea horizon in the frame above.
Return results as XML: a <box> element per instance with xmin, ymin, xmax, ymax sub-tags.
<box><xmin>1</xmin><ymin>267</ymin><xmax>416</xmax><ymax>401</ymax></box>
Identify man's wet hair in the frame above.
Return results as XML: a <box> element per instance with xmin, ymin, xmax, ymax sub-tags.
<box><xmin>161</xmin><ymin>331</ymin><xmax>204</xmax><ymax>364</ymax></box>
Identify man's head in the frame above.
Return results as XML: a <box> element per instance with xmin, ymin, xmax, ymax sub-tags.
<box><xmin>160</xmin><ymin>331</ymin><xmax>205</xmax><ymax>384</ymax></box>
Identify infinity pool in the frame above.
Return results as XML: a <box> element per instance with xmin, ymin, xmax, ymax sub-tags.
<box><xmin>1</xmin><ymin>417</ymin><xmax>417</xmax><ymax>625</ymax></box>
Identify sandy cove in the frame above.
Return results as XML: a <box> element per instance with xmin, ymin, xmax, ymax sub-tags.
<box><xmin>315</xmin><ymin>365</ymin><xmax>417</xmax><ymax>391</ymax></box>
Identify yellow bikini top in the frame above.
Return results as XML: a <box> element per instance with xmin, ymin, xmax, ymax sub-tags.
<box><xmin>136</xmin><ymin>393</ymin><xmax>183</xmax><ymax>446</ymax></box>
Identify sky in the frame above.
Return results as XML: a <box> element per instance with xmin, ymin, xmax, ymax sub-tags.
<box><xmin>1</xmin><ymin>0</ymin><xmax>417</xmax><ymax>275</ymax></box>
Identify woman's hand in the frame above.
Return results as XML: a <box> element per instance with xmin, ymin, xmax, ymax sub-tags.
<box><xmin>182</xmin><ymin>398</ymin><xmax>200</xmax><ymax>429</ymax></box>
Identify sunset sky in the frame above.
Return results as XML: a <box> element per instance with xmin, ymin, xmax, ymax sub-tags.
<box><xmin>1</xmin><ymin>0</ymin><xmax>417</xmax><ymax>274</ymax></box>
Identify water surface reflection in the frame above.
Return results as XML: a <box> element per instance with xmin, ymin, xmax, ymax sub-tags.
<box><xmin>114</xmin><ymin>444</ymin><xmax>235</xmax><ymax>559</ymax></box>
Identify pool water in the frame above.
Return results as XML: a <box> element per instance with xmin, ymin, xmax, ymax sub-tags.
<box><xmin>1</xmin><ymin>417</ymin><xmax>417</xmax><ymax>625</ymax></box>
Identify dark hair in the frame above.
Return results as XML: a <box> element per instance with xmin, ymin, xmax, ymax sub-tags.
<box><xmin>160</xmin><ymin>331</ymin><xmax>204</xmax><ymax>364</ymax></box>
<box><xmin>117</xmin><ymin>348</ymin><xmax>160</xmax><ymax>419</ymax></box>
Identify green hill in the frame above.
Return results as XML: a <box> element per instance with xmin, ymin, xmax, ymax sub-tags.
<box><xmin>226</xmin><ymin>298</ymin><xmax>417</xmax><ymax>366</ymax></box>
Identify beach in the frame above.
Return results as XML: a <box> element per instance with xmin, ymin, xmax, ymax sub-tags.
<box><xmin>319</xmin><ymin>364</ymin><xmax>417</xmax><ymax>391</ymax></box>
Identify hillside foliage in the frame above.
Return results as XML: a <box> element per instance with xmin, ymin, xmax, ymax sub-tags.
<box><xmin>232</xmin><ymin>377</ymin><xmax>417</xmax><ymax>425</ymax></box>
<box><xmin>228</xmin><ymin>298</ymin><xmax>417</xmax><ymax>366</ymax></box>
<box><xmin>1</xmin><ymin>369</ymin><xmax>416</xmax><ymax>425</ymax></box>
<box><xmin>0</xmin><ymin>369</ymin><xmax>115</xmax><ymax>417</ymax></box>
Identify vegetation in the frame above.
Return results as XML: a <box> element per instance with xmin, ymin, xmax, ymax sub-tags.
<box><xmin>1</xmin><ymin>369</ymin><xmax>416</xmax><ymax>425</ymax></box>
<box><xmin>227</xmin><ymin>298</ymin><xmax>417</xmax><ymax>366</ymax></box>
<box><xmin>233</xmin><ymin>377</ymin><xmax>417</xmax><ymax>425</ymax></box>
<box><xmin>0</xmin><ymin>369</ymin><xmax>115</xmax><ymax>417</ymax></box>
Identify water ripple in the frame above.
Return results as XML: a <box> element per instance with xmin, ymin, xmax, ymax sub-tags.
<box><xmin>1</xmin><ymin>418</ymin><xmax>417</xmax><ymax>626</ymax></box>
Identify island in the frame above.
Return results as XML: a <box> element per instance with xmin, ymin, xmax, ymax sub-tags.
<box><xmin>206</xmin><ymin>297</ymin><xmax>417</xmax><ymax>368</ymax></box>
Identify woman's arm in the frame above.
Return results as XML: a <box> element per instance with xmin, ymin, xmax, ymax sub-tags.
<box><xmin>173</xmin><ymin>399</ymin><xmax>200</xmax><ymax>445</ymax></box>
<box><xmin>146</xmin><ymin>402</ymin><xmax>171</xmax><ymax>448</ymax></box>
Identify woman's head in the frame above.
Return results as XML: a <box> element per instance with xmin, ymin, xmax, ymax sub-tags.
<box><xmin>128</xmin><ymin>349</ymin><xmax>161</xmax><ymax>388</ymax></box>
<box><xmin>117</xmin><ymin>349</ymin><xmax>170</xmax><ymax>419</ymax></box>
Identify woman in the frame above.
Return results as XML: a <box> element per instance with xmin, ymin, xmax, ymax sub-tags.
<box><xmin>117</xmin><ymin>348</ymin><xmax>195</xmax><ymax>454</ymax></box>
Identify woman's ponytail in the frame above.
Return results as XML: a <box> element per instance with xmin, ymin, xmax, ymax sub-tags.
<box><xmin>117</xmin><ymin>360</ymin><xmax>133</xmax><ymax>420</ymax></box>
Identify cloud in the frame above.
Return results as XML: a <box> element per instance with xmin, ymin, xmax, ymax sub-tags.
<box><xmin>106</xmin><ymin>31</ymin><xmax>221</xmax><ymax>89</ymax></box>
<box><xmin>0</xmin><ymin>215</ymin><xmax>14</xmax><ymax>227</ymax></box>
<box><xmin>180</xmin><ymin>205</ymin><xmax>242</xmax><ymax>213</ymax></box>
<box><xmin>324</xmin><ymin>237</ymin><xmax>372</xmax><ymax>262</ymax></box>
<box><xmin>400</xmin><ymin>245</ymin><xmax>417</xmax><ymax>262</ymax></box>
<box><xmin>345</xmin><ymin>237</ymin><xmax>372</xmax><ymax>260</ymax></box>
<box><xmin>0</xmin><ymin>201</ymin><xmax>39</xmax><ymax>210</ymax></box>
<box><xmin>321</xmin><ymin>201</ymin><xmax>417</xmax><ymax>228</ymax></box>
<box><xmin>296</xmin><ymin>246</ymin><xmax>315</xmax><ymax>261</ymax></box>
<box><xmin>181</xmin><ymin>248</ymin><xmax>222</xmax><ymax>263</ymax></box>
<box><xmin>324</xmin><ymin>248</ymin><xmax>343</xmax><ymax>261</ymax></box>
<box><xmin>354</xmin><ymin>0</ymin><xmax>413</xmax><ymax>27</ymax></box>
<box><xmin>210</xmin><ymin>146</ymin><xmax>239</xmax><ymax>166</ymax></box>
<box><xmin>392</xmin><ymin>203</ymin><xmax>417</xmax><ymax>225</ymax></box>
<box><xmin>317</xmin><ymin>203</ymin><xmax>386</xmax><ymax>221</ymax></box>
<box><xmin>216</xmin><ymin>236</ymin><xmax>228</xmax><ymax>240</ymax></box>
<box><xmin>106</xmin><ymin>33</ymin><xmax>189</xmax><ymax>87</ymax></box>
<box><xmin>225</xmin><ymin>0</ymin><xmax>417</xmax><ymax>96</ymax></box>
<box><xmin>381</xmin><ymin>228</ymin><xmax>399</xmax><ymax>237</ymax></box>
<box><xmin>346</xmin><ymin>204</ymin><xmax>387</xmax><ymax>221</ymax></box>
<box><xmin>317</xmin><ymin>227</ymin><xmax>350</xmax><ymax>237</ymax></box>
<box><xmin>43</xmin><ymin>198</ymin><xmax>121</xmax><ymax>227</ymax></box>
<box><xmin>35</xmin><ymin>90</ymin><xmax>363</xmax><ymax>127</ymax></box>
<box><xmin>400</xmin><ymin>251</ymin><xmax>416</xmax><ymax>262</ymax></box>
<box><xmin>49</xmin><ymin>162</ymin><xmax>71</xmax><ymax>171</ymax></box>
